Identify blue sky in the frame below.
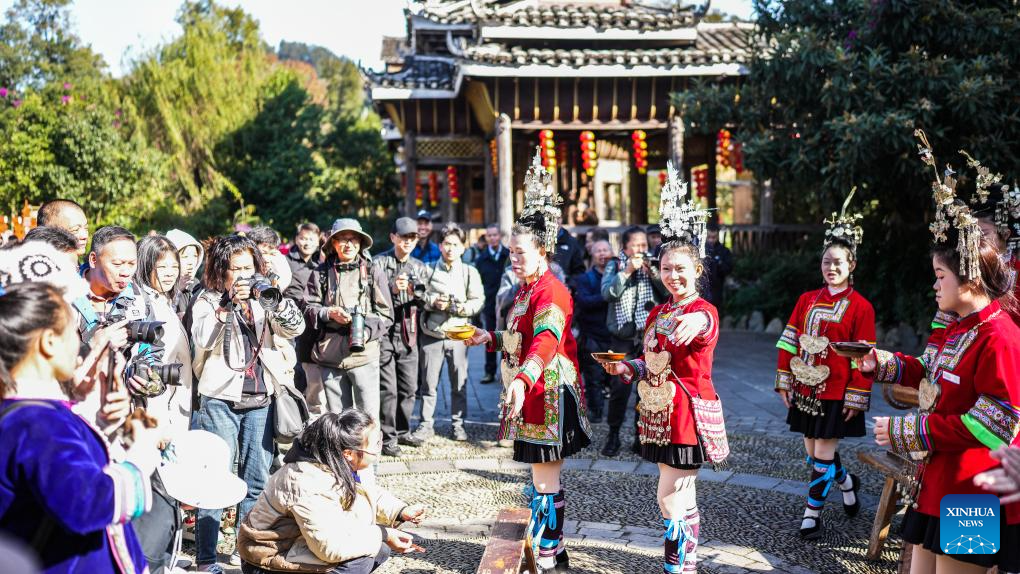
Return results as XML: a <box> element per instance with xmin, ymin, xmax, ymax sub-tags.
<box><xmin>0</xmin><ymin>0</ymin><xmax>754</xmax><ymax>76</ymax></box>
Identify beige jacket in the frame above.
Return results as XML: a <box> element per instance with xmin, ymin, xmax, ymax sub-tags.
<box><xmin>238</xmin><ymin>461</ymin><xmax>406</xmax><ymax>572</ymax></box>
<box><xmin>191</xmin><ymin>291</ymin><xmax>305</xmax><ymax>401</ymax></box>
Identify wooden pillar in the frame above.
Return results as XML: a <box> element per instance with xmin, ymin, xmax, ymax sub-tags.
<box><xmin>404</xmin><ymin>132</ymin><xmax>417</xmax><ymax>217</ymax></box>
<box><xmin>496</xmin><ymin>114</ymin><xmax>514</xmax><ymax>236</ymax></box>
<box><xmin>484</xmin><ymin>140</ymin><xmax>496</xmax><ymax>224</ymax></box>
<box><xmin>668</xmin><ymin>114</ymin><xmax>685</xmax><ymax>195</ymax></box>
<box><xmin>631</xmin><ymin>167</ymin><xmax>648</xmax><ymax>224</ymax></box>
<box><xmin>440</xmin><ymin>166</ymin><xmax>454</xmax><ymax>224</ymax></box>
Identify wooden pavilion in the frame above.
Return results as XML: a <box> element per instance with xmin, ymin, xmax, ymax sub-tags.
<box><xmin>364</xmin><ymin>0</ymin><xmax>754</xmax><ymax>233</ymax></box>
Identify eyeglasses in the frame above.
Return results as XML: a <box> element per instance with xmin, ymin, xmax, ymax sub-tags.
<box><xmin>333</xmin><ymin>237</ymin><xmax>361</xmax><ymax>246</ymax></box>
<box><xmin>351</xmin><ymin>434</ymin><xmax>383</xmax><ymax>457</ymax></box>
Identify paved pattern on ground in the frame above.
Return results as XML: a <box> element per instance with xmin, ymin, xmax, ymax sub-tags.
<box><xmin>187</xmin><ymin>330</ymin><xmax>909</xmax><ymax>573</ymax></box>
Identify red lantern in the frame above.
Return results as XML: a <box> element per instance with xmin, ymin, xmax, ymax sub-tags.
<box><xmin>447</xmin><ymin>166</ymin><xmax>459</xmax><ymax>204</ymax></box>
<box><xmin>428</xmin><ymin>172</ymin><xmax>439</xmax><ymax>207</ymax></box>
<box><xmin>631</xmin><ymin>130</ymin><xmax>648</xmax><ymax>174</ymax></box>
<box><xmin>539</xmin><ymin>130</ymin><xmax>557</xmax><ymax>170</ymax></box>
<box><xmin>580</xmin><ymin>131</ymin><xmax>598</xmax><ymax>177</ymax></box>
<box><xmin>692</xmin><ymin>166</ymin><xmax>709</xmax><ymax>198</ymax></box>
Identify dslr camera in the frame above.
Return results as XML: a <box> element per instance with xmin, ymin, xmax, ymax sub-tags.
<box><xmin>127</xmin><ymin>360</ymin><xmax>184</xmax><ymax>398</ymax></box>
<box><xmin>235</xmin><ymin>273</ymin><xmax>282</xmax><ymax>310</ymax></box>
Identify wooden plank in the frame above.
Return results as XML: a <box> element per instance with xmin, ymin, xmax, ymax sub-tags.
<box><xmin>477</xmin><ymin>508</ymin><xmax>532</xmax><ymax>574</ymax></box>
<box><xmin>898</xmin><ymin>544</ymin><xmax>913</xmax><ymax>574</ymax></box>
<box><xmin>867</xmin><ymin>476</ymin><xmax>901</xmax><ymax>560</ymax></box>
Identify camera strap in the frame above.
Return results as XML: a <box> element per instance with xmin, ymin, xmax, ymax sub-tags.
<box><xmin>222</xmin><ymin>304</ymin><xmax>268</xmax><ymax>374</ymax></box>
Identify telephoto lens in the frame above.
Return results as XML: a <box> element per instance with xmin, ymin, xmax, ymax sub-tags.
<box><xmin>249</xmin><ymin>273</ymin><xmax>282</xmax><ymax>310</ymax></box>
<box><xmin>349</xmin><ymin>306</ymin><xmax>366</xmax><ymax>353</ymax></box>
<box><xmin>126</xmin><ymin>320</ymin><xmax>165</xmax><ymax>344</ymax></box>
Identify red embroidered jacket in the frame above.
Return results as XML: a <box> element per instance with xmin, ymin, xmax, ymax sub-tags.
<box><xmin>487</xmin><ymin>270</ymin><xmax>589</xmax><ymax>444</ymax></box>
<box><xmin>620</xmin><ymin>296</ymin><xmax>720</xmax><ymax>445</ymax></box>
<box><xmin>775</xmin><ymin>287</ymin><xmax>876</xmax><ymax>409</ymax></box>
<box><xmin>875</xmin><ymin>301</ymin><xmax>1020</xmax><ymax>522</ymax></box>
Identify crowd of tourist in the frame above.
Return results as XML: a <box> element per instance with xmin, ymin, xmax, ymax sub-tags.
<box><xmin>2</xmin><ymin>146</ymin><xmax>1020</xmax><ymax>574</ymax></box>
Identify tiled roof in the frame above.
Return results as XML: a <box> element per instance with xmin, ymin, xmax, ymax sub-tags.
<box><xmin>458</xmin><ymin>23</ymin><xmax>752</xmax><ymax>67</ymax></box>
<box><xmin>415</xmin><ymin>0</ymin><xmax>697</xmax><ymax>31</ymax></box>
<box><xmin>364</xmin><ymin>56</ymin><xmax>459</xmax><ymax>90</ymax></box>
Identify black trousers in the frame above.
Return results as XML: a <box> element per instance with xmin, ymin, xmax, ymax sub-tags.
<box><xmin>481</xmin><ymin>301</ymin><xmax>498</xmax><ymax>376</ymax></box>
<box><xmin>379</xmin><ymin>336</ymin><xmax>420</xmax><ymax>447</ymax></box>
<box><xmin>606</xmin><ymin>336</ymin><xmax>641</xmax><ymax>431</ymax></box>
<box><xmin>578</xmin><ymin>333</ymin><xmax>612</xmax><ymax>415</ymax></box>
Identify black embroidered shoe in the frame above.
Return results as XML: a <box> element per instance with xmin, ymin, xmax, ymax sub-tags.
<box><xmin>799</xmin><ymin>514</ymin><xmax>823</xmax><ymax>540</ymax></box>
<box><xmin>841</xmin><ymin>473</ymin><xmax>861</xmax><ymax>518</ymax></box>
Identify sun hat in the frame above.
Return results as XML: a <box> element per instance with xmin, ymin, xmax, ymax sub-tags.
<box><xmin>158</xmin><ymin>430</ymin><xmax>248</xmax><ymax>509</ymax></box>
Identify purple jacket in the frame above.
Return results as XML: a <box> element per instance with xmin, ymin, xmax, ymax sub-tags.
<box><xmin>0</xmin><ymin>399</ymin><xmax>149</xmax><ymax>574</ymax></box>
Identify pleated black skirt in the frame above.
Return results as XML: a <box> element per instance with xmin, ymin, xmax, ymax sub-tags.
<box><xmin>901</xmin><ymin>508</ymin><xmax>1020</xmax><ymax>571</ymax></box>
<box><xmin>786</xmin><ymin>398</ymin><xmax>866</xmax><ymax>439</ymax></box>
<box><xmin>640</xmin><ymin>441</ymin><xmax>705</xmax><ymax>470</ymax></box>
<box><xmin>513</xmin><ymin>389</ymin><xmax>591</xmax><ymax>464</ymax></box>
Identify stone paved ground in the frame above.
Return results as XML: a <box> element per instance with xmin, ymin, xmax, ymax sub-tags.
<box><xmin>187</xmin><ymin>330</ymin><xmax>908</xmax><ymax>573</ymax></box>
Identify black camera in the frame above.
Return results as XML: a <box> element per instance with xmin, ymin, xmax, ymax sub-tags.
<box><xmin>128</xmin><ymin>361</ymin><xmax>184</xmax><ymax>398</ymax></box>
<box><xmin>249</xmin><ymin>273</ymin><xmax>282</xmax><ymax>310</ymax></box>
<box><xmin>349</xmin><ymin>305</ymin><xmax>366</xmax><ymax>353</ymax></box>
<box><xmin>79</xmin><ymin>316</ymin><xmax>165</xmax><ymax>358</ymax></box>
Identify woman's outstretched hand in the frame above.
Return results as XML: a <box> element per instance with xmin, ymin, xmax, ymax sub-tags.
<box><xmin>464</xmin><ymin>330</ymin><xmax>491</xmax><ymax>347</ymax></box>
<box><xmin>671</xmin><ymin>312</ymin><xmax>709</xmax><ymax>346</ymax></box>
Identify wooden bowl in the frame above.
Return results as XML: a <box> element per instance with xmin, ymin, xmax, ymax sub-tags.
<box><xmin>829</xmin><ymin>341</ymin><xmax>874</xmax><ymax>359</ymax></box>
<box><xmin>445</xmin><ymin>325</ymin><xmax>476</xmax><ymax>341</ymax></box>
<box><xmin>591</xmin><ymin>352</ymin><xmax>627</xmax><ymax>363</ymax></box>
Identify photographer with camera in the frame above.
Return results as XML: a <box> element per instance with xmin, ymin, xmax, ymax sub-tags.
<box><xmin>599</xmin><ymin>226</ymin><xmax>668</xmax><ymax>457</ymax></box>
<box><xmin>372</xmin><ymin>217</ymin><xmax>429</xmax><ymax>455</ymax></box>
<box><xmin>410</xmin><ymin>223</ymin><xmax>483</xmax><ymax>444</ymax></box>
<box><xmin>304</xmin><ymin>219</ymin><xmax>392</xmax><ymax>421</ymax></box>
<box><xmin>190</xmin><ymin>234</ymin><xmax>305</xmax><ymax>571</ymax></box>
<box><xmin>72</xmin><ymin>226</ymin><xmax>167</xmax><ymax>407</ymax></box>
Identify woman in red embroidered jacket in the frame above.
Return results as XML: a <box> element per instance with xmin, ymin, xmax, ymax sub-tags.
<box><xmin>465</xmin><ymin>152</ymin><xmax>591</xmax><ymax>573</ymax></box>
<box><xmin>863</xmin><ymin>238</ymin><xmax>1020</xmax><ymax>574</ymax></box>
<box><xmin>774</xmin><ymin>191</ymin><xmax>876</xmax><ymax>539</ymax></box>
<box><xmin>601</xmin><ymin>164</ymin><xmax>721</xmax><ymax>574</ymax></box>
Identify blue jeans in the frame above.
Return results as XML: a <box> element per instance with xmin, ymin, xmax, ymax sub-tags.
<box><xmin>195</xmin><ymin>396</ymin><xmax>274</xmax><ymax>565</ymax></box>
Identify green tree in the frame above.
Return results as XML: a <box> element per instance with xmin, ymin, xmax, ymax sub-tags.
<box><xmin>676</xmin><ymin>0</ymin><xmax>1020</xmax><ymax>325</ymax></box>
<box><xmin>0</xmin><ymin>91</ymin><xmax>164</xmax><ymax>227</ymax></box>
<box><xmin>0</xmin><ymin>0</ymin><xmax>105</xmax><ymax>90</ymax></box>
<box><xmin>121</xmin><ymin>0</ymin><xmax>269</xmax><ymax>234</ymax></box>
<box><xmin>217</xmin><ymin>68</ymin><xmax>323</xmax><ymax>231</ymax></box>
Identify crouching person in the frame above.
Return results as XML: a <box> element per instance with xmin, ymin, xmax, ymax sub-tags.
<box><xmin>237</xmin><ymin>409</ymin><xmax>427</xmax><ymax>574</ymax></box>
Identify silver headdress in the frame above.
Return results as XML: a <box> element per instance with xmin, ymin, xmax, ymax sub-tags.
<box><xmin>915</xmin><ymin>129</ymin><xmax>982</xmax><ymax>279</ymax></box>
<box><xmin>996</xmin><ymin>183</ymin><xmax>1020</xmax><ymax>255</ymax></box>
<box><xmin>516</xmin><ymin>147</ymin><xmax>562</xmax><ymax>252</ymax></box>
<box><xmin>823</xmin><ymin>186</ymin><xmax>864</xmax><ymax>254</ymax></box>
<box><xmin>960</xmin><ymin>150</ymin><xmax>1020</xmax><ymax>256</ymax></box>
<box><xmin>658</xmin><ymin>161</ymin><xmax>709</xmax><ymax>257</ymax></box>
